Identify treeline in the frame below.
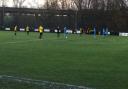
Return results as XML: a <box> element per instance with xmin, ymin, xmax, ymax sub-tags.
<box><xmin>0</xmin><ymin>0</ymin><xmax>128</xmax><ymax>32</ymax></box>
<box><xmin>0</xmin><ymin>0</ymin><xmax>127</xmax><ymax>10</ymax></box>
<box><xmin>43</xmin><ymin>0</ymin><xmax>128</xmax><ymax>10</ymax></box>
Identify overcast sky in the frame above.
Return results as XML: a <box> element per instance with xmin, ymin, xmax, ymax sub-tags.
<box><xmin>4</xmin><ymin>0</ymin><xmax>45</xmax><ymax>8</ymax></box>
<box><xmin>1</xmin><ymin>0</ymin><xmax>128</xmax><ymax>8</ymax></box>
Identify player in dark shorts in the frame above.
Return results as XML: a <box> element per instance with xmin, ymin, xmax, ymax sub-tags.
<box><xmin>14</xmin><ymin>25</ymin><xmax>17</xmax><ymax>36</ymax></box>
<box><xmin>26</xmin><ymin>26</ymin><xmax>30</xmax><ymax>35</ymax></box>
<box><xmin>57</xmin><ymin>26</ymin><xmax>60</xmax><ymax>38</ymax></box>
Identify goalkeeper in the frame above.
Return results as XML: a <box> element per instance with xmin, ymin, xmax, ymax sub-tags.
<box><xmin>26</xmin><ymin>26</ymin><xmax>30</xmax><ymax>35</ymax></box>
<box><xmin>14</xmin><ymin>25</ymin><xmax>18</xmax><ymax>36</ymax></box>
<box><xmin>38</xmin><ymin>25</ymin><xmax>44</xmax><ymax>39</ymax></box>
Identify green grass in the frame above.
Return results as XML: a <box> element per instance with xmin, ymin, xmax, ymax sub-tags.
<box><xmin>0</xmin><ymin>79</ymin><xmax>43</xmax><ymax>89</ymax></box>
<box><xmin>0</xmin><ymin>31</ymin><xmax>128</xmax><ymax>89</ymax></box>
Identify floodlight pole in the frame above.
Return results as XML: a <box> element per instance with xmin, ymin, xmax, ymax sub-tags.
<box><xmin>75</xmin><ymin>10</ymin><xmax>78</xmax><ymax>32</ymax></box>
<box><xmin>2</xmin><ymin>0</ymin><xmax>5</xmax><ymax>28</ymax></box>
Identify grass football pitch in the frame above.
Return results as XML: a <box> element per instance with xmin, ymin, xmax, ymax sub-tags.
<box><xmin>0</xmin><ymin>31</ymin><xmax>128</xmax><ymax>89</ymax></box>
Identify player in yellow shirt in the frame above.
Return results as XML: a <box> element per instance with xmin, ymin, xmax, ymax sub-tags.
<box><xmin>26</xmin><ymin>26</ymin><xmax>30</xmax><ymax>35</ymax></box>
<box><xmin>38</xmin><ymin>25</ymin><xmax>44</xmax><ymax>39</ymax></box>
<box><xmin>14</xmin><ymin>25</ymin><xmax>18</xmax><ymax>36</ymax></box>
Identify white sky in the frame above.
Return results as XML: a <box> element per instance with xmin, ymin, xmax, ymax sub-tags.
<box><xmin>5</xmin><ymin>0</ymin><xmax>45</xmax><ymax>8</ymax></box>
<box><xmin>2</xmin><ymin>0</ymin><xmax>128</xmax><ymax>8</ymax></box>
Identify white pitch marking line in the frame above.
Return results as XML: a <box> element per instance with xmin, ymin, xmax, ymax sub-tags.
<box><xmin>0</xmin><ymin>75</ymin><xmax>95</xmax><ymax>89</ymax></box>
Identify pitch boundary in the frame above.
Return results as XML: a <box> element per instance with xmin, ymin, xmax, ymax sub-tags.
<box><xmin>0</xmin><ymin>75</ymin><xmax>95</xmax><ymax>89</ymax></box>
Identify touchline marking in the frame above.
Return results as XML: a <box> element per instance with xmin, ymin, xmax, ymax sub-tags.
<box><xmin>0</xmin><ymin>75</ymin><xmax>95</xmax><ymax>89</ymax></box>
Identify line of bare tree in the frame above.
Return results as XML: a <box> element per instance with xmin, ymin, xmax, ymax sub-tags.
<box><xmin>0</xmin><ymin>0</ymin><xmax>127</xmax><ymax>10</ymax></box>
<box><xmin>0</xmin><ymin>0</ymin><xmax>127</xmax><ymax>32</ymax></box>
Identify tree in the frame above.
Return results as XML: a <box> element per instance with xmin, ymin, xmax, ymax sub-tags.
<box><xmin>43</xmin><ymin>0</ymin><xmax>50</xmax><ymax>9</ymax></box>
<box><xmin>72</xmin><ymin>0</ymin><xmax>83</xmax><ymax>10</ymax></box>
<box><xmin>59</xmin><ymin>0</ymin><xmax>70</xmax><ymax>10</ymax></box>
<box><xmin>71</xmin><ymin>0</ymin><xmax>128</xmax><ymax>10</ymax></box>
<box><xmin>0</xmin><ymin>0</ymin><xmax>8</xmax><ymax>7</ymax></box>
<box><xmin>12</xmin><ymin>0</ymin><xmax>26</xmax><ymax>8</ymax></box>
<box><xmin>43</xmin><ymin>0</ymin><xmax>60</xmax><ymax>10</ymax></box>
<box><xmin>105</xmin><ymin>0</ymin><xmax>125</xmax><ymax>10</ymax></box>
